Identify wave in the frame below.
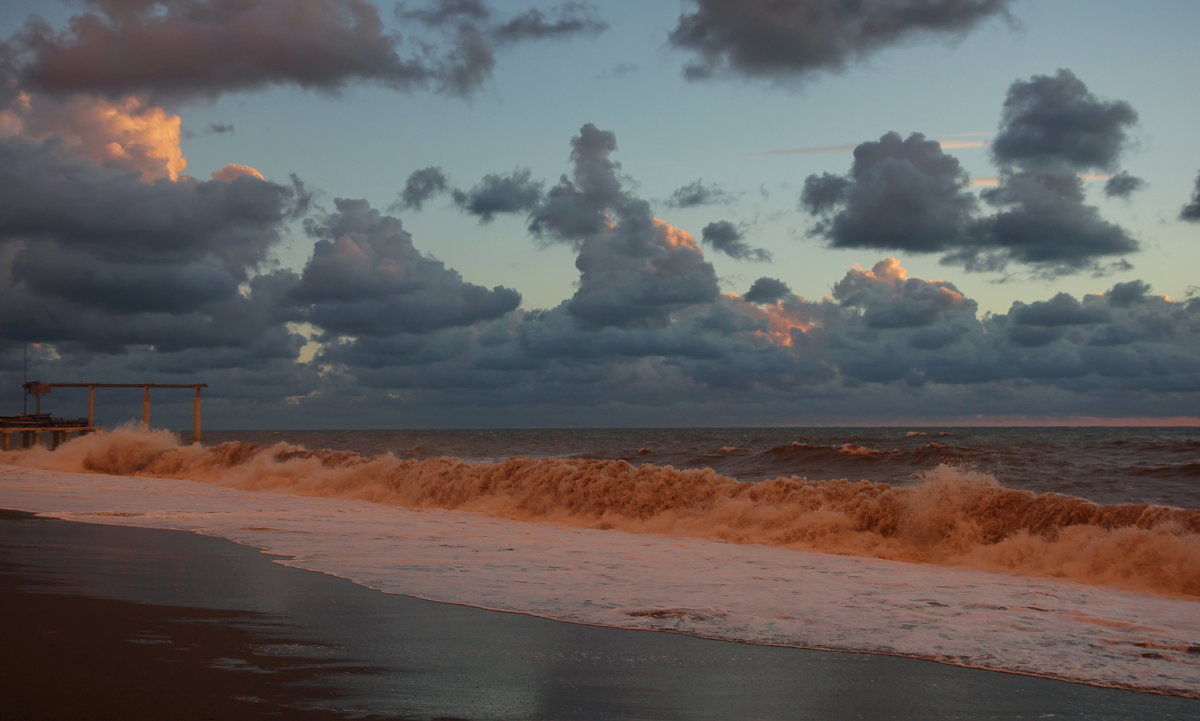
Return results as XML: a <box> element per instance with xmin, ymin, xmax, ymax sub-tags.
<box><xmin>6</xmin><ymin>427</ymin><xmax>1200</xmax><ymax>598</ymax></box>
<box><xmin>703</xmin><ymin>439</ymin><xmax>967</xmax><ymax>482</ymax></box>
<box><xmin>1131</xmin><ymin>461</ymin><xmax>1200</xmax><ymax>479</ymax></box>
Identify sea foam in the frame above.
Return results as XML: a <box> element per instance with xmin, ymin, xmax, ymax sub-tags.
<box><xmin>5</xmin><ymin>426</ymin><xmax>1197</xmax><ymax>597</ymax></box>
<box><xmin>1</xmin><ymin>452</ymin><xmax>1198</xmax><ymax>698</ymax></box>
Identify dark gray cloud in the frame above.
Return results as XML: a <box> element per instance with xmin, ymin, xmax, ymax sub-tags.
<box><xmin>700</xmin><ymin>221</ymin><xmax>771</xmax><ymax>261</ymax></box>
<box><xmin>1004</xmin><ymin>292</ymin><xmax>1113</xmax><ymax>347</ymax></box>
<box><xmin>0</xmin><ymin>138</ymin><xmax>298</xmax><ymax>277</ymax></box>
<box><xmin>206</xmin><ymin>122</ymin><xmax>235</xmax><ymax>135</ymax></box>
<box><xmin>801</xmin><ymin>131</ymin><xmax>978</xmax><ymax>253</ymax></box>
<box><xmin>399</xmin><ymin>166</ymin><xmax>450</xmax><ymax>210</ymax></box>
<box><xmin>831</xmin><ymin>257</ymin><xmax>974</xmax><ymax>330</ymax></box>
<box><xmin>957</xmin><ymin>71</ymin><xmax>1141</xmax><ymax>275</ymax></box>
<box><xmin>526</xmin><ymin>124</ymin><xmax>721</xmax><ymax>328</ymax></box>
<box><xmin>491</xmin><ymin>4</ymin><xmax>608</xmax><ymax>44</ymax></box>
<box><xmin>668</xmin><ymin>0</ymin><xmax>1012</xmax><ymax>83</ymax></box>
<box><xmin>452</xmin><ymin>169</ymin><xmax>544</xmax><ymax>222</ymax></box>
<box><xmin>0</xmin><ymin>135</ymin><xmax>308</xmax><ymax>360</ymax></box>
<box><xmin>291</xmin><ymin>198</ymin><xmax>521</xmax><ymax>337</ymax></box>
<box><xmin>1182</xmin><ymin>172</ymin><xmax>1200</xmax><ymax>222</ymax></box>
<box><xmin>1103</xmin><ymin>171</ymin><xmax>1144</xmax><ymax>199</ymax></box>
<box><xmin>566</xmin><ymin>205</ymin><xmax>719</xmax><ymax>328</ymax></box>
<box><xmin>992</xmin><ymin>69</ymin><xmax>1138</xmax><ymax>172</ymax></box>
<box><xmin>528</xmin><ymin>123</ymin><xmax>622</xmax><ymax>243</ymax></box>
<box><xmin>8</xmin><ymin>0</ymin><xmax>606</xmax><ymax>102</ymax></box>
<box><xmin>799</xmin><ymin>173</ymin><xmax>850</xmax><ymax>213</ymax></box>
<box><xmin>395</xmin><ymin>0</ymin><xmax>605</xmax><ymax>94</ymax></box>
<box><xmin>961</xmin><ymin>171</ymin><xmax>1139</xmax><ymax>275</ymax></box>
<box><xmin>742</xmin><ymin>277</ymin><xmax>791</xmax><ymax>304</ymax></box>
<box><xmin>0</xmin><ymin>137</ymin><xmax>305</xmax><ymax>334</ymax></box>
<box><xmin>305</xmin><ymin>253</ymin><xmax>1199</xmax><ymax>425</ymax></box>
<box><xmin>404</xmin><ymin>0</ymin><xmax>606</xmax><ymax>42</ymax></box>
<box><xmin>666</xmin><ymin>180</ymin><xmax>733</xmax><ymax>208</ymax></box>
<box><xmin>802</xmin><ymin>71</ymin><xmax>1142</xmax><ymax>277</ymax></box>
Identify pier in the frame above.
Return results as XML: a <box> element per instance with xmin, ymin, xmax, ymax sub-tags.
<box><xmin>2</xmin><ymin>381</ymin><xmax>209</xmax><ymax>448</ymax></box>
<box><xmin>0</xmin><ymin>425</ymin><xmax>96</xmax><ymax>451</ymax></box>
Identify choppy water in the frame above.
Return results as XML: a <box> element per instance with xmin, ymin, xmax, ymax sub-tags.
<box><xmin>206</xmin><ymin>426</ymin><xmax>1200</xmax><ymax>506</ymax></box>
<box><xmin>1</xmin><ymin>425</ymin><xmax>1198</xmax><ymax>699</ymax></box>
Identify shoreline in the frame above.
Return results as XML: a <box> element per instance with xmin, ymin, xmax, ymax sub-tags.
<box><xmin>3</xmin><ymin>509</ymin><xmax>1198</xmax><ymax>720</ymax></box>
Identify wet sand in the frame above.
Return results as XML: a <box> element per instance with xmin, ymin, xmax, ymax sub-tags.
<box><xmin>1</xmin><ymin>509</ymin><xmax>1197</xmax><ymax>721</ymax></box>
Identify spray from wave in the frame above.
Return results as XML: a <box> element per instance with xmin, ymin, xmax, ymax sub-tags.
<box><xmin>5</xmin><ymin>427</ymin><xmax>1199</xmax><ymax>597</ymax></box>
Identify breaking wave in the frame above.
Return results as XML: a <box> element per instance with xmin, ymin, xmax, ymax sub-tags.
<box><xmin>7</xmin><ymin>427</ymin><xmax>1200</xmax><ymax>597</ymax></box>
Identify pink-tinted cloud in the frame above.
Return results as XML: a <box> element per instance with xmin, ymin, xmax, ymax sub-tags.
<box><xmin>9</xmin><ymin>0</ymin><xmax>607</xmax><ymax>101</ymax></box>
<box><xmin>0</xmin><ymin>91</ymin><xmax>185</xmax><ymax>181</ymax></box>
<box><xmin>211</xmin><ymin>163</ymin><xmax>265</xmax><ymax>182</ymax></box>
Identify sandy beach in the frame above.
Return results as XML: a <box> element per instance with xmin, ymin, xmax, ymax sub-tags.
<box><xmin>2</xmin><ymin>508</ymin><xmax>1197</xmax><ymax>721</ymax></box>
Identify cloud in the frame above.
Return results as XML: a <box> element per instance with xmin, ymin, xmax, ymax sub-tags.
<box><xmin>801</xmin><ymin>73</ymin><xmax>1141</xmax><ymax>277</ymax></box>
<box><xmin>395</xmin><ymin>0</ymin><xmax>606</xmax><ymax>94</ymax></box>
<box><xmin>528</xmin><ymin>122</ymin><xmax>623</xmax><ymax>243</ymax></box>
<box><xmin>962</xmin><ymin>170</ymin><xmax>1138</xmax><ymax>275</ymax></box>
<box><xmin>398</xmin><ymin>166</ymin><xmax>450</xmax><ymax>210</ymax></box>
<box><xmin>666</xmin><ymin>179</ymin><xmax>733</xmax><ymax>208</ymax></box>
<box><xmin>742</xmin><ymin>277</ymin><xmax>791</xmax><ymax>304</ymax></box>
<box><xmin>290</xmin><ymin>198</ymin><xmax>521</xmax><ymax>337</ymax></box>
<box><xmin>831</xmin><ymin>258</ymin><xmax>972</xmax><ymax>330</ymax></box>
<box><xmin>308</xmin><ymin>253</ymin><xmax>1199</xmax><ymax>425</ymax></box>
<box><xmin>452</xmin><ymin>169</ymin><xmax>544</xmax><ymax>222</ymax></box>
<box><xmin>956</xmin><ymin>71</ymin><xmax>1141</xmax><ymax>275</ymax></box>
<box><xmin>491</xmin><ymin>4</ymin><xmax>608</xmax><ymax>44</ymax></box>
<box><xmin>1103</xmin><ymin>171</ymin><xmax>1144</xmax><ymax>199</ymax></box>
<box><xmin>0</xmin><ymin>137</ymin><xmax>297</xmax><ymax>281</ymax></box>
<box><xmin>525</xmin><ymin>124</ymin><xmax>723</xmax><ymax>328</ymax></box>
<box><xmin>991</xmin><ymin>69</ymin><xmax>1138</xmax><ymax>173</ymax></box>
<box><xmin>668</xmin><ymin>0</ymin><xmax>1012</xmax><ymax>83</ymax></box>
<box><xmin>597</xmin><ymin>62</ymin><xmax>638</xmax><ymax>79</ymax></box>
<box><xmin>0</xmin><ymin>91</ymin><xmax>185</xmax><ymax>181</ymax></box>
<box><xmin>1182</xmin><ymin>172</ymin><xmax>1200</xmax><ymax>222</ymax></box>
<box><xmin>700</xmin><ymin>221</ymin><xmax>772</xmax><ymax>261</ymax></box>
<box><xmin>11</xmin><ymin>0</ymin><xmax>427</xmax><ymax>100</ymax></box>
<box><xmin>567</xmin><ymin>212</ymin><xmax>719</xmax><ymax>328</ymax></box>
<box><xmin>211</xmin><ymin>163</ymin><xmax>265</xmax><ymax>182</ymax></box>
<box><xmin>0</xmin><ymin>136</ymin><xmax>306</xmax><ymax>357</ymax></box>
<box><xmin>801</xmin><ymin>131</ymin><xmax>978</xmax><ymax>253</ymax></box>
<box><xmin>7</xmin><ymin>0</ymin><xmax>607</xmax><ymax>102</ymax></box>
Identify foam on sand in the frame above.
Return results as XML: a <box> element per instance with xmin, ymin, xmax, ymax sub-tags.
<box><xmin>2</xmin><ymin>430</ymin><xmax>1199</xmax><ymax>698</ymax></box>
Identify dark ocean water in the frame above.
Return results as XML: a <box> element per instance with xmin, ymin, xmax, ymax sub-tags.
<box><xmin>203</xmin><ymin>426</ymin><xmax>1200</xmax><ymax>508</ymax></box>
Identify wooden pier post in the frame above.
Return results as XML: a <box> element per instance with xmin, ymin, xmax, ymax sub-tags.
<box><xmin>141</xmin><ymin>385</ymin><xmax>151</xmax><ymax>428</ymax></box>
<box><xmin>87</xmin><ymin>385</ymin><xmax>96</xmax><ymax>426</ymax></box>
<box><xmin>192</xmin><ymin>386</ymin><xmax>203</xmax><ymax>443</ymax></box>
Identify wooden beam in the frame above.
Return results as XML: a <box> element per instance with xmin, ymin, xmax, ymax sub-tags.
<box><xmin>192</xmin><ymin>386</ymin><xmax>203</xmax><ymax>443</ymax></box>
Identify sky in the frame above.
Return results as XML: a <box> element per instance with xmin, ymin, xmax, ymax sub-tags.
<box><xmin>0</xmin><ymin>0</ymin><xmax>1198</xmax><ymax>429</ymax></box>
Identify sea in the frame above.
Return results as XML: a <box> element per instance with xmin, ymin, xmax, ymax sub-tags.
<box><xmin>1</xmin><ymin>425</ymin><xmax>1198</xmax><ymax>701</ymax></box>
